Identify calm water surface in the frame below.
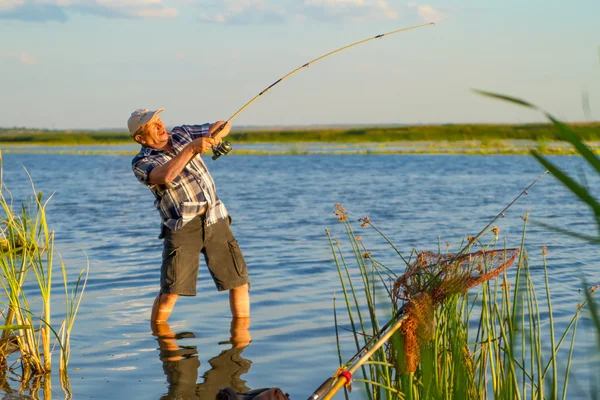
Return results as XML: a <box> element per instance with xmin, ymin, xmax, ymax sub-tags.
<box><xmin>1</xmin><ymin>152</ymin><xmax>599</xmax><ymax>399</ymax></box>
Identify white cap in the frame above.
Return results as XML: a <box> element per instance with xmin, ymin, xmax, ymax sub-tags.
<box><xmin>127</xmin><ymin>108</ymin><xmax>164</xmax><ymax>136</ymax></box>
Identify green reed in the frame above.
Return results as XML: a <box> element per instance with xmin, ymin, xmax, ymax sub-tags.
<box><xmin>328</xmin><ymin>207</ymin><xmax>594</xmax><ymax>400</ymax></box>
<box><xmin>0</xmin><ymin>151</ymin><xmax>87</xmax><ymax>393</ymax></box>
<box><xmin>475</xmin><ymin>88</ymin><xmax>600</xmax><ymax>399</ymax></box>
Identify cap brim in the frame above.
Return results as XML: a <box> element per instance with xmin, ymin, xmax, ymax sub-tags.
<box><xmin>130</xmin><ymin>108</ymin><xmax>165</xmax><ymax>137</ymax></box>
<box><xmin>147</xmin><ymin>108</ymin><xmax>164</xmax><ymax>123</ymax></box>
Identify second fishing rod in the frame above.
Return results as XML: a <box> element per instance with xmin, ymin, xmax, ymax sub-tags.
<box><xmin>208</xmin><ymin>22</ymin><xmax>435</xmax><ymax>160</ymax></box>
<box><xmin>307</xmin><ymin>170</ymin><xmax>547</xmax><ymax>400</ymax></box>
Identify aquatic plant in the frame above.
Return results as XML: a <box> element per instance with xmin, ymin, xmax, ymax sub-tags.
<box><xmin>0</xmin><ymin>150</ymin><xmax>88</xmax><ymax>395</ymax></box>
<box><xmin>326</xmin><ymin>205</ymin><xmax>595</xmax><ymax>399</ymax></box>
<box><xmin>475</xmin><ymin>89</ymin><xmax>600</xmax><ymax>399</ymax></box>
<box><xmin>475</xmin><ymin>90</ymin><xmax>600</xmax><ymax>242</ymax></box>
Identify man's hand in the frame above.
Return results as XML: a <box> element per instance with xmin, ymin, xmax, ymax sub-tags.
<box><xmin>209</xmin><ymin>121</ymin><xmax>231</xmax><ymax>142</ymax></box>
<box><xmin>189</xmin><ymin>137</ymin><xmax>217</xmax><ymax>154</ymax></box>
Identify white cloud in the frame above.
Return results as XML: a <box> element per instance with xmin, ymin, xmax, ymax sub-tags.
<box><xmin>1</xmin><ymin>0</ymin><xmax>441</xmax><ymax>23</ymax></box>
<box><xmin>95</xmin><ymin>0</ymin><xmax>177</xmax><ymax>17</ymax></box>
<box><xmin>135</xmin><ymin>7</ymin><xmax>177</xmax><ymax>17</ymax></box>
<box><xmin>0</xmin><ymin>51</ymin><xmax>37</xmax><ymax>63</ymax></box>
<box><xmin>305</xmin><ymin>0</ymin><xmax>365</xmax><ymax>5</ymax></box>
<box><xmin>226</xmin><ymin>0</ymin><xmax>263</xmax><ymax>13</ymax></box>
<box><xmin>0</xmin><ymin>0</ymin><xmax>177</xmax><ymax>20</ymax></box>
<box><xmin>416</xmin><ymin>5</ymin><xmax>444</xmax><ymax>22</ymax></box>
<box><xmin>303</xmin><ymin>0</ymin><xmax>397</xmax><ymax>21</ymax></box>
<box><xmin>376</xmin><ymin>0</ymin><xmax>397</xmax><ymax>19</ymax></box>
<box><xmin>407</xmin><ymin>3</ymin><xmax>445</xmax><ymax>23</ymax></box>
<box><xmin>19</xmin><ymin>51</ymin><xmax>37</xmax><ymax>64</ymax></box>
<box><xmin>199</xmin><ymin>0</ymin><xmax>287</xmax><ymax>24</ymax></box>
<box><xmin>213</xmin><ymin>13</ymin><xmax>225</xmax><ymax>22</ymax></box>
<box><xmin>198</xmin><ymin>0</ymin><xmax>399</xmax><ymax>24</ymax></box>
<box><xmin>0</xmin><ymin>0</ymin><xmax>25</xmax><ymax>11</ymax></box>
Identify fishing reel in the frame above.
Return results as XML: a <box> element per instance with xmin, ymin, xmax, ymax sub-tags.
<box><xmin>212</xmin><ymin>140</ymin><xmax>233</xmax><ymax>160</ymax></box>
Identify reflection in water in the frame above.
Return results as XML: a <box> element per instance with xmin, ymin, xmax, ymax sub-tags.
<box><xmin>153</xmin><ymin>318</ymin><xmax>252</xmax><ymax>400</ymax></box>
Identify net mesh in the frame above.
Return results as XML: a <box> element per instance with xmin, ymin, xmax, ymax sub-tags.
<box><xmin>391</xmin><ymin>248</ymin><xmax>520</xmax><ymax>373</ymax></box>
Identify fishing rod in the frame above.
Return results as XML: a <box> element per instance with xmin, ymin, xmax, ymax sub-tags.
<box><xmin>307</xmin><ymin>171</ymin><xmax>548</xmax><ymax>399</ymax></box>
<box><xmin>455</xmin><ymin>170</ymin><xmax>549</xmax><ymax>258</ymax></box>
<box><xmin>308</xmin><ymin>312</ymin><xmax>409</xmax><ymax>400</ymax></box>
<box><xmin>209</xmin><ymin>22</ymin><xmax>435</xmax><ymax>160</ymax></box>
<box><xmin>307</xmin><ymin>308</ymin><xmax>408</xmax><ymax>400</ymax></box>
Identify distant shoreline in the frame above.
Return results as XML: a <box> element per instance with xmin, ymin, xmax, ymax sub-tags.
<box><xmin>2</xmin><ymin>140</ymin><xmax>599</xmax><ymax>156</ymax></box>
<box><xmin>1</xmin><ymin>122</ymin><xmax>600</xmax><ymax>146</ymax></box>
<box><xmin>1</xmin><ymin>123</ymin><xmax>599</xmax><ymax>157</ymax></box>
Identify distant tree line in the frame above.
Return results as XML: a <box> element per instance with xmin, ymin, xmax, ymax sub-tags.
<box><xmin>0</xmin><ymin>122</ymin><xmax>599</xmax><ymax>144</ymax></box>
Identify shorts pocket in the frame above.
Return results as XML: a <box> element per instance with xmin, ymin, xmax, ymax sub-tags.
<box><xmin>162</xmin><ymin>247</ymin><xmax>179</xmax><ymax>290</ymax></box>
<box><xmin>227</xmin><ymin>239</ymin><xmax>248</xmax><ymax>278</ymax></box>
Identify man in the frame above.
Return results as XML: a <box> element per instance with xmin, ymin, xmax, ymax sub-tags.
<box><xmin>129</xmin><ymin>108</ymin><xmax>250</xmax><ymax>327</ymax></box>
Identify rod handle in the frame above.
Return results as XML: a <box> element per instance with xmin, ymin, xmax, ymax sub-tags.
<box><xmin>306</xmin><ymin>377</ymin><xmax>335</xmax><ymax>400</ymax></box>
<box><xmin>321</xmin><ymin>377</ymin><xmax>348</xmax><ymax>400</ymax></box>
<box><xmin>210</xmin><ymin>122</ymin><xmax>227</xmax><ymax>138</ymax></box>
<box><xmin>210</xmin><ymin>122</ymin><xmax>232</xmax><ymax>161</ymax></box>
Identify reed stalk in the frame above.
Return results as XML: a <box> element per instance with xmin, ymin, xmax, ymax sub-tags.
<box><xmin>0</xmin><ymin>153</ymin><xmax>88</xmax><ymax>395</ymax></box>
<box><xmin>476</xmin><ymin>88</ymin><xmax>600</xmax><ymax>398</ymax></box>
<box><xmin>329</xmin><ymin>206</ymin><xmax>594</xmax><ymax>399</ymax></box>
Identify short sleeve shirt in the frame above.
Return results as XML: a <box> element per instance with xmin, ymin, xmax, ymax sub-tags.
<box><xmin>132</xmin><ymin>124</ymin><xmax>228</xmax><ymax>230</ymax></box>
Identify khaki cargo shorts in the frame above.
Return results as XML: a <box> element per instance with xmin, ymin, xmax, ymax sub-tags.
<box><xmin>160</xmin><ymin>215</ymin><xmax>249</xmax><ymax>295</ymax></box>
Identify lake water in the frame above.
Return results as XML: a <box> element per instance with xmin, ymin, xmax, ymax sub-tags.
<box><xmin>1</xmin><ymin>151</ymin><xmax>599</xmax><ymax>399</ymax></box>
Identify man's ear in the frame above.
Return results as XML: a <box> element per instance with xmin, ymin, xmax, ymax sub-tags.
<box><xmin>134</xmin><ymin>134</ymin><xmax>143</xmax><ymax>144</ymax></box>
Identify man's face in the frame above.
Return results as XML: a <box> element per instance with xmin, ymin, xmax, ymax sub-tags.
<box><xmin>137</xmin><ymin>117</ymin><xmax>169</xmax><ymax>149</ymax></box>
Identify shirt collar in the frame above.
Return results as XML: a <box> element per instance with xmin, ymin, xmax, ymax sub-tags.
<box><xmin>140</xmin><ymin>133</ymin><xmax>177</xmax><ymax>155</ymax></box>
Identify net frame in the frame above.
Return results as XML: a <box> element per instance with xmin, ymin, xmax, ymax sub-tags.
<box><xmin>390</xmin><ymin>248</ymin><xmax>520</xmax><ymax>373</ymax></box>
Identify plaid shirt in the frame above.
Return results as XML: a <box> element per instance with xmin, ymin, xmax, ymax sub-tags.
<box><xmin>132</xmin><ymin>123</ymin><xmax>228</xmax><ymax>231</ymax></box>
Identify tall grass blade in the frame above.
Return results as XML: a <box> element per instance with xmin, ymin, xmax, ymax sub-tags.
<box><xmin>532</xmin><ymin>151</ymin><xmax>600</xmax><ymax>219</ymax></box>
<box><xmin>0</xmin><ymin>163</ymin><xmax>86</xmax><ymax>396</ymax></box>
<box><xmin>528</xmin><ymin>220</ymin><xmax>600</xmax><ymax>243</ymax></box>
<box><xmin>542</xmin><ymin>250</ymin><xmax>558</xmax><ymax>399</ymax></box>
<box><xmin>472</xmin><ymin>90</ymin><xmax>539</xmax><ymax>109</ymax></box>
<box><xmin>544</xmin><ymin>114</ymin><xmax>600</xmax><ymax>174</ymax></box>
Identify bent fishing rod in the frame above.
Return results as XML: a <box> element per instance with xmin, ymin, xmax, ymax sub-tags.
<box><xmin>209</xmin><ymin>22</ymin><xmax>435</xmax><ymax>160</ymax></box>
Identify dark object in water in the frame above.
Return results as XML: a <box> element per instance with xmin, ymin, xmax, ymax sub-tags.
<box><xmin>217</xmin><ymin>387</ymin><xmax>290</xmax><ymax>400</ymax></box>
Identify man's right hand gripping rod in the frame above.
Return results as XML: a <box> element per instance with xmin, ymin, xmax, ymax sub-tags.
<box><xmin>210</xmin><ymin>122</ymin><xmax>233</xmax><ymax>160</ymax></box>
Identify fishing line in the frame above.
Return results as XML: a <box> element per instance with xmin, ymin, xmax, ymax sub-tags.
<box><xmin>209</xmin><ymin>22</ymin><xmax>435</xmax><ymax>160</ymax></box>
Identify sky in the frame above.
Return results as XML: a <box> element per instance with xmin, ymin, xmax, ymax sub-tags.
<box><xmin>0</xmin><ymin>0</ymin><xmax>599</xmax><ymax>130</ymax></box>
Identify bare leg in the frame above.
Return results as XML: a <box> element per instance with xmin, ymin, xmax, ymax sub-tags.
<box><xmin>230</xmin><ymin>317</ymin><xmax>251</xmax><ymax>348</ymax></box>
<box><xmin>229</xmin><ymin>283</ymin><xmax>250</xmax><ymax>318</ymax></box>
<box><xmin>150</xmin><ymin>293</ymin><xmax>179</xmax><ymax>330</ymax></box>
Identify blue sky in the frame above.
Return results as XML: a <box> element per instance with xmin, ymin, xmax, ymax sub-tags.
<box><xmin>1</xmin><ymin>0</ymin><xmax>598</xmax><ymax>130</ymax></box>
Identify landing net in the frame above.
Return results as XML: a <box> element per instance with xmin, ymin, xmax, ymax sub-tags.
<box><xmin>391</xmin><ymin>248</ymin><xmax>520</xmax><ymax>372</ymax></box>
